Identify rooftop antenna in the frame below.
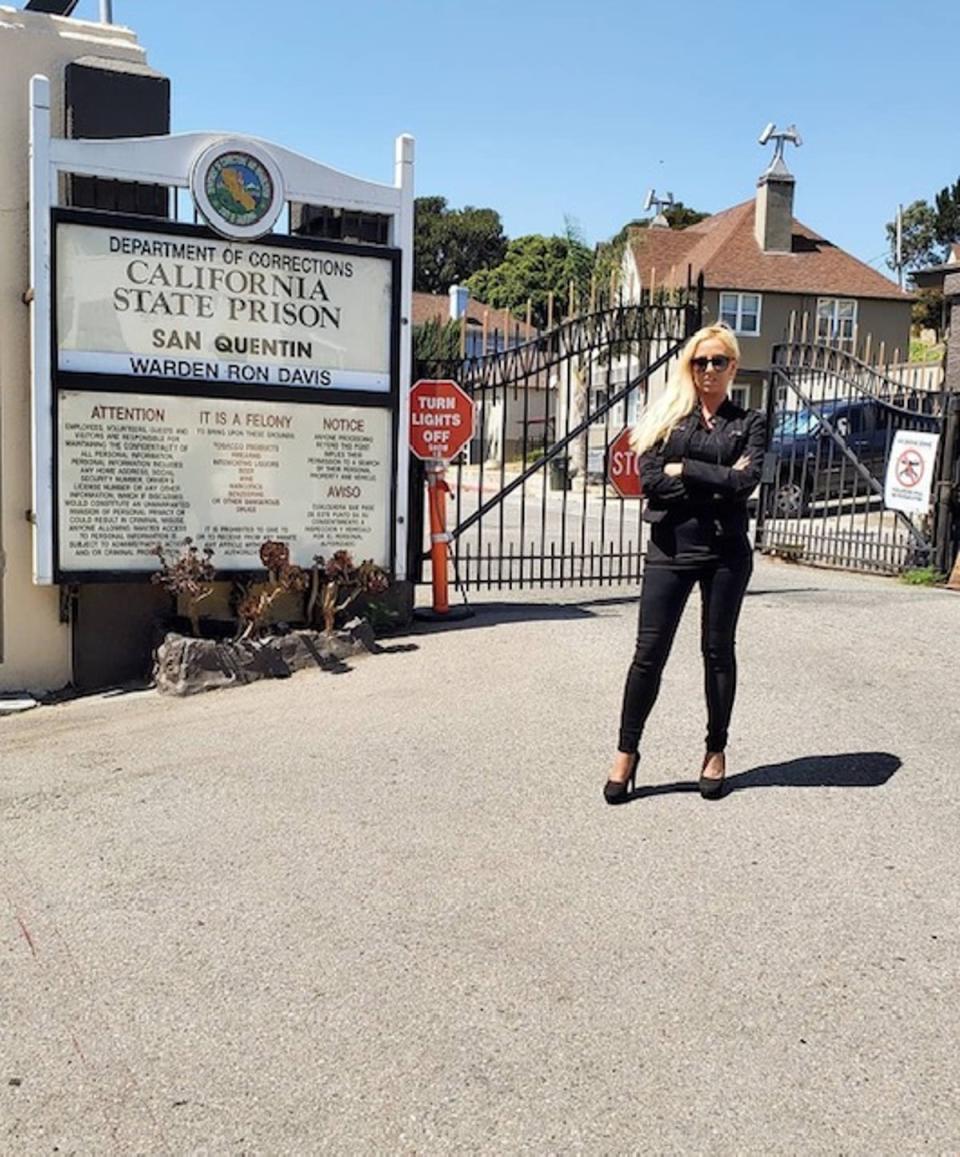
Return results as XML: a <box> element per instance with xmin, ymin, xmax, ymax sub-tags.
<box><xmin>758</xmin><ymin>122</ymin><xmax>801</xmax><ymax>175</ymax></box>
<box><xmin>644</xmin><ymin>188</ymin><xmax>675</xmax><ymax>228</ymax></box>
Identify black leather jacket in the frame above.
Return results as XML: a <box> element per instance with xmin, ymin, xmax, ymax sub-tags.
<box><xmin>639</xmin><ymin>400</ymin><xmax>766</xmax><ymax>536</ymax></box>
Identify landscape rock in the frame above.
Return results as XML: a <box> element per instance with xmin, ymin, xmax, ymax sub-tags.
<box><xmin>154</xmin><ymin>619</ymin><xmax>377</xmax><ymax>697</ymax></box>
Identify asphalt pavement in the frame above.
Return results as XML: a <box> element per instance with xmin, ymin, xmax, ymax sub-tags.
<box><xmin>1</xmin><ymin>558</ymin><xmax>959</xmax><ymax>1154</ymax></box>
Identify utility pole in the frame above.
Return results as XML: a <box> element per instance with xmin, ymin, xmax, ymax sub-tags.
<box><xmin>896</xmin><ymin>202</ymin><xmax>903</xmax><ymax>289</ymax></box>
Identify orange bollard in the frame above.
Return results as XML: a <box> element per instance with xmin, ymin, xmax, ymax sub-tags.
<box><xmin>425</xmin><ymin>458</ymin><xmax>451</xmax><ymax>614</ymax></box>
<box><xmin>415</xmin><ymin>458</ymin><xmax>473</xmax><ymax>623</ymax></box>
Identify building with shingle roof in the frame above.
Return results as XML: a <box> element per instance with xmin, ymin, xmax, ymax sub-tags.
<box><xmin>622</xmin><ymin>163</ymin><xmax>913</xmax><ymax>409</ymax></box>
<box><xmin>412</xmin><ymin>287</ymin><xmax>536</xmax><ymax>357</ymax></box>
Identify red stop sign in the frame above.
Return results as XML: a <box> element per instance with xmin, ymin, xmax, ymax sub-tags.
<box><xmin>607</xmin><ymin>426</ymin><xmax>642</xmax><ymax>498</ymax></box>
<box><xmin>409</xmin><ymin>379</ymin><xmax>475</xmax><ymax>461</ymax></box>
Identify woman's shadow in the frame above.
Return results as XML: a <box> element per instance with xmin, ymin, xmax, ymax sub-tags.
<box><xmin>626</xmin><ymin>751</ymin><xmax>901</xmax><ymax>801</ymax></box>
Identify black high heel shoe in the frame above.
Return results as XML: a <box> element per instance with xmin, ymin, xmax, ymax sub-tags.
<box><xmin>699</xmin><ymin>751</ymin><xmax>726</xmax><ymax>799</ymax></box>
<box><xmin>604</xmin><ymin>752</ymin><xmax>639</xmax><ymax>805</ymax></box>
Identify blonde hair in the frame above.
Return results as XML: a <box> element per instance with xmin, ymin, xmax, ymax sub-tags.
<box><xmin>631</xmin><ymin>324</ymin><xmax>740</xmax><ymax>456</ymax></box>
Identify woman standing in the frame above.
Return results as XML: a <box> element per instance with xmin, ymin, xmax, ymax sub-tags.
<box><xmin>604</xmin><ymin>324</ymin><xmax>766</xmax><ymax>803</ymax></box>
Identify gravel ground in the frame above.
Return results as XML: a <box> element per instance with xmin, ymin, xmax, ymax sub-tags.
<box><xmin>1</xmin><ymin>557</ymin><xmax>958</xmax><ymax>1154</ymax></box>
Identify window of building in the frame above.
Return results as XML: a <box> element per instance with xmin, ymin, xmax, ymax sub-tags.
<box><xmin>719</xmin><ymin>292</ymin><xmax>761</xmax><ymax>335</ymax></box>
<box><xmin>816</xmin><ymin>298</ymin><xmax>857</xmax><ymax>350</ymax></box>
<box><xmin>729</xmin><ymin>385</ymin><xmax>749</xmax><ymax>409</ymax></box>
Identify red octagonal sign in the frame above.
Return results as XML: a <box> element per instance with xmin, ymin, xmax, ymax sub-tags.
<box><xmin>607</xmin><ymin>426</ymin><xmax>642</xmax><ymax>498</ymax></box>
<box><xmin>409</xmin><ymin>379</ymin><xmax>475</xmax><ymax>461</ymax></box>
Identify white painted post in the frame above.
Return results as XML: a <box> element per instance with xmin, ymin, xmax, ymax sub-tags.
<box><xmin>393</xmin><ymin>133</ymin><xmax>414</xmax><ymax>583</ymax></box>
<box><xmin>29</xmin><ymin>74</ymin><xmax>54</xmax><ymax>586</ymax></box>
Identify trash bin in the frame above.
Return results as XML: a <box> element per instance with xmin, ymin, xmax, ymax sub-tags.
<box><xmin>549</xmin><ymin>455</ymin><xmax>572</xmax><ymax>491</ymax></box>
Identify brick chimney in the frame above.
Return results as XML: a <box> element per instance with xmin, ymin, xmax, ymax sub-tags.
<box><xmin>758</xmin><ymin>164</ymin><xmax>795</xmax><ymax>252</ymax></box>
<box><xmin>754</xmin><ymin>162</ymin><xmax>795</xmax><ymax>253</ymax></box>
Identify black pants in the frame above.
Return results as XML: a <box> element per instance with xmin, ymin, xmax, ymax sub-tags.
<box><xmin>617</xmin><ymin>549</ymin><xmax>753</xmax><ymax>754</ymax></box>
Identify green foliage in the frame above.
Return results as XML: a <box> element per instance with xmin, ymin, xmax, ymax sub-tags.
<box><xmin>363</xmin><ymin>598</ymin><xmax>402</xmax><ymax>635</ymax></box>
<box><xmin>594</xmin><ymin>203</ymin><xmax>709</xmax><ymax>304</ymax></box>
<box><xmin>911</xmin><ymin>288</ymin><xmax>944</xmax><ymax>335</ymax></box>
<box><xmin>900</xmin><ymin>566</ymin><xmax>945</xmax><ymax>586</ymax></box>
<box><xmin>594</xmin><ymin>219</ymin><xmax>645</xmax><ymax>301</ymax></box>
<box><xmin>413</xmin><ymin>316</ymin><xmax>462</xmax><ymax>376</ymax></box>
<box><xmin>414</xmin><ymin>196</ymin><xmax>508</xmax><ymax>294</ymax></box>
<box><xmin>887</xmin><ymin>183</ymin><xmax>960</xmax><ymax>273</ymax></box>
<box><xmin>660</xmin><ymin>202</ymin><xmax>710</xmax><ymax>230</ymax></box>
<box><xmin>933</xmin><ymin>179</ymin><xmax>960</xmax><ymax>251</ymax></box>
<box><xmin>886</xmin><ymin>200</ymin><xmax>938</xmax><ymax>272</ymax></box>
<box><xmin>466</xmin><ymin>231</ymin><xmax>595</xmax><ymax>328</ymax></box>
<box><xmin>561</xmin><ymin>215</ymin><xmax>595</xmax><ymax>295</ymax></box>
<box><xmin>909</xmin><ymin>338</ymin><xmax>943</xmax><ymax>362</ymax></box>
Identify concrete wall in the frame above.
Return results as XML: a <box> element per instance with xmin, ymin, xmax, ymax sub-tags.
<box><xmin>0</xmin><ymin>7</ymin><xmax>148</xmax><ymax>692</ymax></box>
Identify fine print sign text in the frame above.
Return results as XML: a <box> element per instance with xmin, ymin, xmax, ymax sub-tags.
<box><xmin>57</xmin><ymin>390</ymin><xmax>392</xmax><ymax>573</ymax></box>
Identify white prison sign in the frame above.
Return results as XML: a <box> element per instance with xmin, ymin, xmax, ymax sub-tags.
<box><xmin>55</xmin><ymin>223</ymin><xmax>393</xmax><ymax>391</ymax></box>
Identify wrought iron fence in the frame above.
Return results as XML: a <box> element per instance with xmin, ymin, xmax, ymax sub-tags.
<box><xmin>412</xmin><ymin>289</ymin><xmax>702</xmax><ymax>591</ymax></box>
<box><xmin>756</xmin><ymin>342</ymin><xmax>951</xmax><ymax>575</ymax></box>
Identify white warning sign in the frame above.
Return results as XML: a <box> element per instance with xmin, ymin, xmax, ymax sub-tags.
<box><xmin>883</xmin><ymin>429</ymin><xmax>939</xmax><ymax>515</ymax></box>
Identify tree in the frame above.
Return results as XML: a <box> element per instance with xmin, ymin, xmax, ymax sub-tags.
<box><xmin>593</xmin><ymin>203</ymin><xmax>710</xmax><ymax>301</ymax></box>
<box><xmin>414</xmin><ymin>196</ymin><xmax>507</xmax><ymax>294</ymax></box>
<box><xmin>933</xmin><ymin>179</ymin><xmax>960</xmax><ymax>252</ymax></box>
<box><xmin>885</xmin><ymin>199</ymin><xmax>938</xmax><ymax>274</ymax></box>
<box><xmin>912</xmin><ymin>289</ymin><xmax>944</xmax><ymax>335</ymax></box>
<box><xmin>660</xmin><ymin>201</ymin><xmax>710</xmax><ymax>230</ymax></box>
<box><xmin>465</xmin><ymin>231</ymin><xmax>595</xmax><ymax>329</ymax></box>
<box><xmin>412</xmin><ymin>316</ymin><xmax>462</xmax><ymax>376</ymax></box>
<box><xmin>886</xmin><ymin>183</ymin><xmax>960</xmax><ymax>275</ymax></box>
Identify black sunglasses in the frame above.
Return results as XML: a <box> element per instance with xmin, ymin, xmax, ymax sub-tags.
<box><xmin>691</xmin><ymin>355</ymin><xmax>732</xmax><ymax>371</ymax></box>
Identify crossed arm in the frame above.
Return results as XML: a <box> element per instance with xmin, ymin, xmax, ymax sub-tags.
<box><xmin>639</xmin><ymin>412</ymin><xmax>767</xmax><ymax>502</ymax></box>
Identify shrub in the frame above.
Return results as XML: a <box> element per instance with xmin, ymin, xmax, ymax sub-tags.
<box><xmin>307</xmin><ymin>550</ymin><xmax>389</xmax><ymax>634</ymax></box>
<box><xmin>150</xmin><ymin>538</ymin><xmax>216</xmax><ymax>636</ymax></box>
<box><xmin>235</xmin><ymin>541</ymin><xmax>308</xmax><ymax>640</ymax></box>
<box><xmin>900</xmin><ymin>567</ymin><xmax>945</xmax><ymax>586</ymax></box>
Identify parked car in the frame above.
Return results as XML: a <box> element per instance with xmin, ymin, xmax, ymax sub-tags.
<box><xmin>768</xmin><ymin>396</ymin><xmax>937</xmax><ymax>517</ymax></box>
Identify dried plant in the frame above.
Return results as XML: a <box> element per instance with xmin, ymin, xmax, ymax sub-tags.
<box><xmin>235</xmin><ymin>540</ymin><xmax>308</xmax><ymax>641</ymax></box>
<box><xmin>150</xmin><ymin>538</ymin><xmax>216</xmax><ymax>637</ymax></box>
<box><xmin>307</xmin><ymin>550</ymin><xmax>389</xmax><ymax>635</ymax></box>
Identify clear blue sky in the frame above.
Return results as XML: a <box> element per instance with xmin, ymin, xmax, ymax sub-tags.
<box><xmin>69</xmin><ymin>0</ymin><xmax>959</xmax><ymax>275</ymax></box>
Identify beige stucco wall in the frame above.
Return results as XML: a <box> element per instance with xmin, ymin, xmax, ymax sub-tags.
<box><xmin>0</xmin><ymin>7</ymin><xmax>147</xmax><ymax>691</ymax></box>
<box><xmin>701</xmin><ymin>290</ymin><xmax>912</xmax><ymax>372</ymax></box>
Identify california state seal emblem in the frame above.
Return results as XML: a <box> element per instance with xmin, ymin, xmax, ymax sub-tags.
<box><xmin>191</xmin><ymin>139</ymin><xmax>285</xmax><ymax>240</ymax></box>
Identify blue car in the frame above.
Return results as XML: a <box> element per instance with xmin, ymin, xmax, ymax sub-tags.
<box><xmin>768</xmin><ymin>396</ymin><xmax>936</xmax><ymax>517</ymax></box>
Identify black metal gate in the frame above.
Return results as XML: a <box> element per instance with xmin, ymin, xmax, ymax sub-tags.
<box><xmin>412</xmin><ymin>288</ymin><xmax>702</xmax><ymax>591</ymax></box>
<box><xmin>756</xmin><ymin>341</ymin><xmax>959</xmax><ymax>575</ymax></box>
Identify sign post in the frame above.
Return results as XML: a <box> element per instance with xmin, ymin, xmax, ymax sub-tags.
<box><xmin>409</xmin><ymin>378</ymin><xmax>475</xmax><ymax>619</ymax></box>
